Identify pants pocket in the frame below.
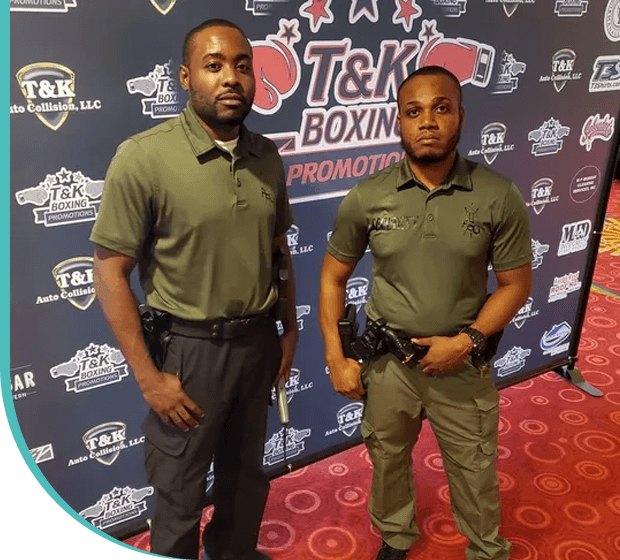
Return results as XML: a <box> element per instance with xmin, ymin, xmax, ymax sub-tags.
<box><xmin>473</xmin><ymin>387</ymin><xmax>499</xmax><ymax>469</ymax></box>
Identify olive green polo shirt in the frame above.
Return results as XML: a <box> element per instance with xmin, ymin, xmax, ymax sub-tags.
<box><xmin>327</xmin><ymin>155</ymin><xmax>532</xmax><ymax>337</ymax></box>
<box><xmin>90</xmin><ymin>104</ymin><xmax>293</xmax><ymax>320</ymax></box>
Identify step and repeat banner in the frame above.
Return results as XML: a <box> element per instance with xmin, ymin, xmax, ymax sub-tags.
<box><xmin>10</xmin><ymin>0</ymin><xmax>620</xmax><ymax>542</ymax></box>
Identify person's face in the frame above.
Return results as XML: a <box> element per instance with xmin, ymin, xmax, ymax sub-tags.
<box><xmin>179</xmin><ymin>26</ymin><xmax>255</xmax><ymax>137</ymax></box>
<box><xmin>398</xmin><ymin>74</ymin><xmax>464</xmax><ymax>165</ymax></box>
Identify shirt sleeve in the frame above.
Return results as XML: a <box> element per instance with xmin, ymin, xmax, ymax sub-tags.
<box><xmin>273</xmin><ymin>151</ymin><xmax>294</xmax><ymax>238</ymax></box>
<box><xmin>89</xmin><ymin>139</ymin><xmax>155</xmax><ymax>258</ymax></box>
<box><xmin>491</xmin><ymin>182</ymin><xmax>533</xmax><ymax>271</ymax></box>
<box><xmin>327</xmin><ymin>187</ymin><xmax>368</xmax><ymax>263</ymax></box>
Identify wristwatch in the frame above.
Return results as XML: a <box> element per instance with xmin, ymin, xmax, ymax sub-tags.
<box><xmin>459</xmin><ymin>327</ymin><xmax>488</xmax><ymax>357</ymax></box>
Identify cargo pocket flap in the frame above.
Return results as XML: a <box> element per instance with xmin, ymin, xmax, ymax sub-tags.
<box><xmin>142</xmin><ymin>410</ymin><xmax>189</xmax><ymax>457</ymax></box>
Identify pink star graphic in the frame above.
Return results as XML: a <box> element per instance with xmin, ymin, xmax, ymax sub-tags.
<box><xmin>393</xmin><ymin>0</ymin><xmax>422</xmax><ymax>33</ymax></box>
<box><xmin>300</xmin><ymin>0</ymin><xmax>334</xmax><ymax>33</ymax></box>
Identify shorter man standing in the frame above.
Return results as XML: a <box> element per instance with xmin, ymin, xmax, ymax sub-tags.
<box><xmin>319</xmin><ymin>67</ymin><xmax>532</xmax><ymax>560</ymax></box>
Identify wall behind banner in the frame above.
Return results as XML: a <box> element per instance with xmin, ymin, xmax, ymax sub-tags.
<box><xmin>9</xmin><ymin>0</ymin><xmax>620</xmax><ymax>541</ymax></box>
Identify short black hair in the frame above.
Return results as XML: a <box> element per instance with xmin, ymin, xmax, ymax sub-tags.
<box><xmin>182</xmin><ymin>19</ymin><xmax>251</xmax><ymax>66</ymax></box>
<box><xmin>397</xmin><ymin>66</ymin><xmax>462</xmax><ymax>108</ymax></box>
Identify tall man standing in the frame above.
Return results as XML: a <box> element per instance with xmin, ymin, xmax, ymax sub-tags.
<box><xmin>90</xmin><ymin>19</ymin><xmax>297</xmax><ymax>560</ymax></box>
<box><xmin>319</xmin><ymin>66</ymin><xmax>532</xmax><ymax>560</ymax></box>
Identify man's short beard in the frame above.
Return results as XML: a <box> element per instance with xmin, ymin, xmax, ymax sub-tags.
<box><xmin>401</xmin><ymin>127</ymin><xmax>462</xmax><ymax>165</ymax></box>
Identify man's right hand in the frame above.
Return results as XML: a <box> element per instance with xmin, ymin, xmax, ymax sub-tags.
<box><xmin>141</xmin><ymin>372</ymin><xmax>205</xmax><ymax>431</ymax></box>
<box><xmin>328</xmin><ymin>357</ymin><xmax>365</xmax><ymax>400</ymax></box>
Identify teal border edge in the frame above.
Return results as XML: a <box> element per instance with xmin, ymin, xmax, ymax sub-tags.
<box><xmin>3</xmin><ymin>8</ymin><xmax>163</xmax><ymax>560</ymax></box>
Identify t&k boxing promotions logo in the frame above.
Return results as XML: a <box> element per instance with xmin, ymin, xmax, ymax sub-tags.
<box><xmin>10</xmin><ymin>0</ymin><xmax>76</xmax><ymax>12</ymax></box>
<box><xmin>494</xmin><ymin>346</ymin><xmax>532</xmax><ymax>378</ymax></box>
<box><xmin>246</xmin><ymin>0</ymin><xmax>293</xmax><ymax>16</ymax></box>
<box><xmin>605</xmin><ymin>0</ymin><xmax>620</xmax><ymax>42</ymax></box>
<box><xmin>510</xmin><ymin>297</ymin><xmax>539</xmax><ymax>329</ymax></box>
<box><xmin>526</xmin><ymin>177</ymin><xmax>559</xmax><ymax>215</ymax></box>
<box><xmin>50</xmin><ymin>343</ymin><xmax>129</xmax><ymax>394</ymax></box>
<box><xmin>539</xmin><ymin>49</ymin><xmax>581</xmax><ymax>92</ymax></box>
<box><xmin>30</xmin><ymin>444</ymin><xmax>54</xmax><ymax>465</ymax></box>
<box><xmin>555</xmin><ymin>0</ymin><xmax>588</xmax><ymax>17</ymax></box>
<box><xmin>325</xmin><ymin>402</ymin><xmax>364</xmax><ymax>437</ymax></box>
<box><xmin>263</xmin><ymin>426</ymin><xmax>312</xmax><ymax>465</ymax></box>
<box><xmin>493</xmin><ymin>51</ymin><xmax>526</xmax><ymax>94</ymax></box>
<box><xmin>11</xmin><ymin>366</ymin><xmax>38</xmax><ymax>402</ymax></box>
<box><xmin>149</xmin><ymin>0</ymin><xmax>176</xmax><ymax>15</ymax></box>
<box><xmin>589</xmin><ymin>55</ymin><xmax>620</xmax><ymax>92</ymax></box>
<box><xmin>80</xmin><ymin>486</ymin><xmax>154</xmax><ymax>530</ymax></box>
<box><xmin>36</xmin><ymin>257</ymin><xmax>96</xmax><ymax>310</ymax></box>
<box><xmin>430</xmin><ymin>0</ymin><xmax>467</xmax><ymax>18</ymax></box>
<box><xmin>580</xmin><ymin>114</ymin><xmax>615</xmax><ymax>152</ymax></box>
<box><xmin>13</xmin><ymin>63</ymin><xmax>102</xmax><ymax>130</ymax></box>
<box><xmin>127</xmin><ymin>61</ymin><xmax>181</xmax><ymax>119</ymax></box>
<box><xmin>528</xmin><ymin>118</ymin><xmax>570</xmax><ymax>157</ymax></box>
<box><xmin>296</xmin><ymin>305</ymin><xmax>312</xmax><ymax>330</ymax></box>
<box><xmin>548</xmin><ymin>271</ymin><xmax>582</xmax><ymax>302</ymax></box>
<box><xmin>557</xmin><ymin>219</ymin><xmax>591</xmax><ymax>256</ymax></box>
<box><xmin>467</xmin><ymin>122</ymin><xmax>514</xmax><ymax>165</ymax></box>
<box><xmin>15</xmin><ymin>168</ymin><xmax>103</xmax><ymax>227</ymax></box>
<box><xmin>270</xmin><ymin>368</ymin><xmax>313</xmax><ymax>404</ymax></box>
<box><xmin>540</xmin><ymin>322</ymin><xmax>572</xmax><ymax>356</ymax></box>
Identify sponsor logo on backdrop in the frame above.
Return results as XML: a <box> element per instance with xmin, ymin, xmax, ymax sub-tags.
<box><xmin>11</xmin><ymin>367</ymin><xmax>37</xmax><ymax>401</ymax></box>
<box><xmin>605</xmin><ymin>0</ymin><xmax>620</xmax><ymax>42</ymax></box>
<box><xmin>467</xmin><ymin>122</ymin><xmax>514</xmax><ymax>165</ymax></box>
<box><xmin>67</xmin><ymin>422</ymin><xmax>145</xmax><ymax>467</ymax></box>
<box><xmin>15</xmin><ymin>167</ymin><xmax>103</xmax><ymax>227</ymax></box>
<box><xmin>346</xmin><ymin>277</ymin><xmax>370</xmax><ymax>312</ymax></box>
<box><xmin>493</xmin><ymin>51</ymin><xmax>526</xmax><ymax>94</ymax></box>
<box><xmin>30</xmin><ymin>444</ymin><xmax>54</xmax><ymax>464</ymax></box>
<box><xmin>246</xmin><ymin>0</ymin><xmax>291</xmax><ymax>16</ymax></box>
<box><xmin>50</xmin><ymin>343</ymin><xmax>129</xmax><ymax>394</ymax></box>
<box><xmin>580</xmin><ymin>113</ymin><xmax>615</xmax><ymax>152</ymax></box>
<box><xmin>558</xmin><ymin>219</ymin><xmax>591</xmax><ymax>256</ymax></box>
<box><xmin>10</xmin><ymin>0</ymin><xmax>76</xmax><ymax>13</ymax></box>
<box><xmin>325</xmin><ymin>402</ymin><xmax>364</xmax><ymax>437</ymax></box>
<box><xmin>264</xmin><ymin>426</ymin><xmax>312</xmax><ymax>465</ymax></box>
<box><xmin>392</xmin><ymin>0</ymin><xmax>422</xmax><ymax>32</ymax></box>
<box><xmin>12</xmin><ymin>63</ymin><xmax>102</xmax><ymax>130</ymax></box>
<box><xmin>494</xmin><ymin>346</ymin><xmax>532</xmax><ymax>378</ymax></box>
<box><xmin>80</xmin><ymin>486</ymin><xmax>154</xmax><ymax>530</ymax></box>
<box><xmin>127</xmin><ymin>61</ymin><xmax>181</xmax><ymax>119</ymax></box>
<box><xmin>539</xmin><ymin>49</ymin><xmax>581</xmax><ymax>92</ymax></box>
<box><xmin>548</xmin><ymin>271</ymin><xmax>582</xmax><ymax>302</ymax></box>
<box><xmin>296</xmin><ymin>305</ymin><xmax>312</xmax><ymax>330</ymax></box>
<box><xmin>485</xmin><ymin>0</ymin><xmax>536</xmax><ymax>19</ymax></box>
<box><xmin>540</xmin><ymin>322</ymin><xmax>572</xmax><ymax>356</ymax></box>
<box><xmin>36</xmin><ymin>257</ymin><xmax>96</xmax><ymax>310</ymax></box>
<box><xmin>270</xmin><ymin>368</ymin><xmax>313</xmax><ymax>404</ymax></box>
<box><xmin>348</xmin><ymin>0</ymin><xmax>380</xmax><ymax>24</ymax></box>
<box><xmin>555</xmin><ymin>0</ymin><xmax>588</xmax><ymax>17</ymax></box>
<box><xmin>570</xmin><ymin>166</ymin><xmax>601</xmax><ymax>203</ymax></box>
<box><xmin>511</xmin><ymin>297</ymin><xmax>539</xmax><ymax>329</ymax></box>
<box><xmin>286</xmin><ymin>225</ymin><xmax>314</xmax><ymax>255</ymax></box>
<box><xmin>531</xmin><ymin>238</ymin><xmax>550</xmax><ymax>270</ymax></box>
<box><xmin>205</xmin><ymin>462</ymin><xmax>215</xmax><ymax>494</ymax></box>
<box><xmin>526</xmin><ymin>177</ymin><xmax>559</xmax><ymax>215</ymax></box>
<box><xmin>589</xmin><ymin>55</ymin><xmax>620</xmax><ymax>91</ymax></box>
<box><xmin>430</xmin><ymin>0</ymin><xmax>467</xmax><ymax>18</ymax></box>
<box><xmin>528</xmin><ymin>118</ymin><xmax>570</xmax><ymax>156</ymax></box>
<box><xmin>150</xmin><ymin>0</ymin><xmax>176</xmax><ymax>15</ymax></box>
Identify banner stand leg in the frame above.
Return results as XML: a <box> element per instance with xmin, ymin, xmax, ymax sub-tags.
<box><xmin>552</xmin><ymin>365</ymin><xmax>603</xmax><ymax>397</ymax></box>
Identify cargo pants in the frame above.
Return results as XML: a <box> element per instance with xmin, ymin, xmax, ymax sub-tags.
<box><xmin>361</xmin><ymin>353</ymin><xmax>511</xmax><ymax>560</ymax></box>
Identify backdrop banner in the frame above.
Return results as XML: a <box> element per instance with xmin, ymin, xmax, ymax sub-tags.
<box><xmin>10</xmin><ymin>0</ymin><xmax>620</xmax><ymax>539</ymax></box>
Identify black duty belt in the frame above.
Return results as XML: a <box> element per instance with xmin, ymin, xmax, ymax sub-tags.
<box><xmin>169</xmin><ymin>313</ymin><xmax>270</xmax><ymax>340</ymax></box>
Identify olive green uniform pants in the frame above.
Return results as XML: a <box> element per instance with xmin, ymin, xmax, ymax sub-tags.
<box><xmin>361</xmin><ymin>353</ymin><xmax>511</xmax><ymax>560</ymax></box>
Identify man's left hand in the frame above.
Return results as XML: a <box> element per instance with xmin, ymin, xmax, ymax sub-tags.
<box><xmin>277</xmin><ymin>327</ymin><xmax>298</xmax><ymax>383</ymax></box>
<box><xmin>411</xmin><ymin>334</ymin><xmax>472</xmax><ymax>375</ymax></box>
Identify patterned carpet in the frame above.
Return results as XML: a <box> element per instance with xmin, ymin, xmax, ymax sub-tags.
<box><xmin>126</xmin><ymin>182</ymin><xmax>620</xmax><ymax>559</ymax></box>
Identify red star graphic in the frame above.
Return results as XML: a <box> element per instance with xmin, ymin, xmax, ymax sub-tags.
<box><xmin>395</xmin><ymin>0</ymin><xmax>421</xmax><ymax>25</ymax></box>
<box><xmin>301</xmin><ymin>0</ymin><xmax>333</xmax><ymax>31</ymax></box>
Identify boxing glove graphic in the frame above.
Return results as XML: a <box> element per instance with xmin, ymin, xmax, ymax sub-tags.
<box><xmin>419</xmin><ymin>37</ymin><xmax>495</xmax><ymax>88</ymax></box>
<box><xmin>252</xmin><ymin>39</ymin><xmax>300</xmax><ymax>114</ymax></box>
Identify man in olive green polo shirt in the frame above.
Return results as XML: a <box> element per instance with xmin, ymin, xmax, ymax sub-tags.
<box><xmin>90</xmin><ymin>19</ymin><xmax>297</xmax><ymax>560</ymax></box>
<box><xmin>319</xmin><ymin>66</ymin><xmax>532</xmax><ymax>560</ymax></box>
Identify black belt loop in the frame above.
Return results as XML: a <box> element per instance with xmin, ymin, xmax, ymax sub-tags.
<box><xmin>168</xmin><ymin>314</ymin><xmax>270</xmax><ymax>340</ymax></box>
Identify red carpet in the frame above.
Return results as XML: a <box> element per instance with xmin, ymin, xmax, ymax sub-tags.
<box><xmin>126</xmin><ymin>182</ymin><xmax>620</xmax><ymax>559</ymax></box>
